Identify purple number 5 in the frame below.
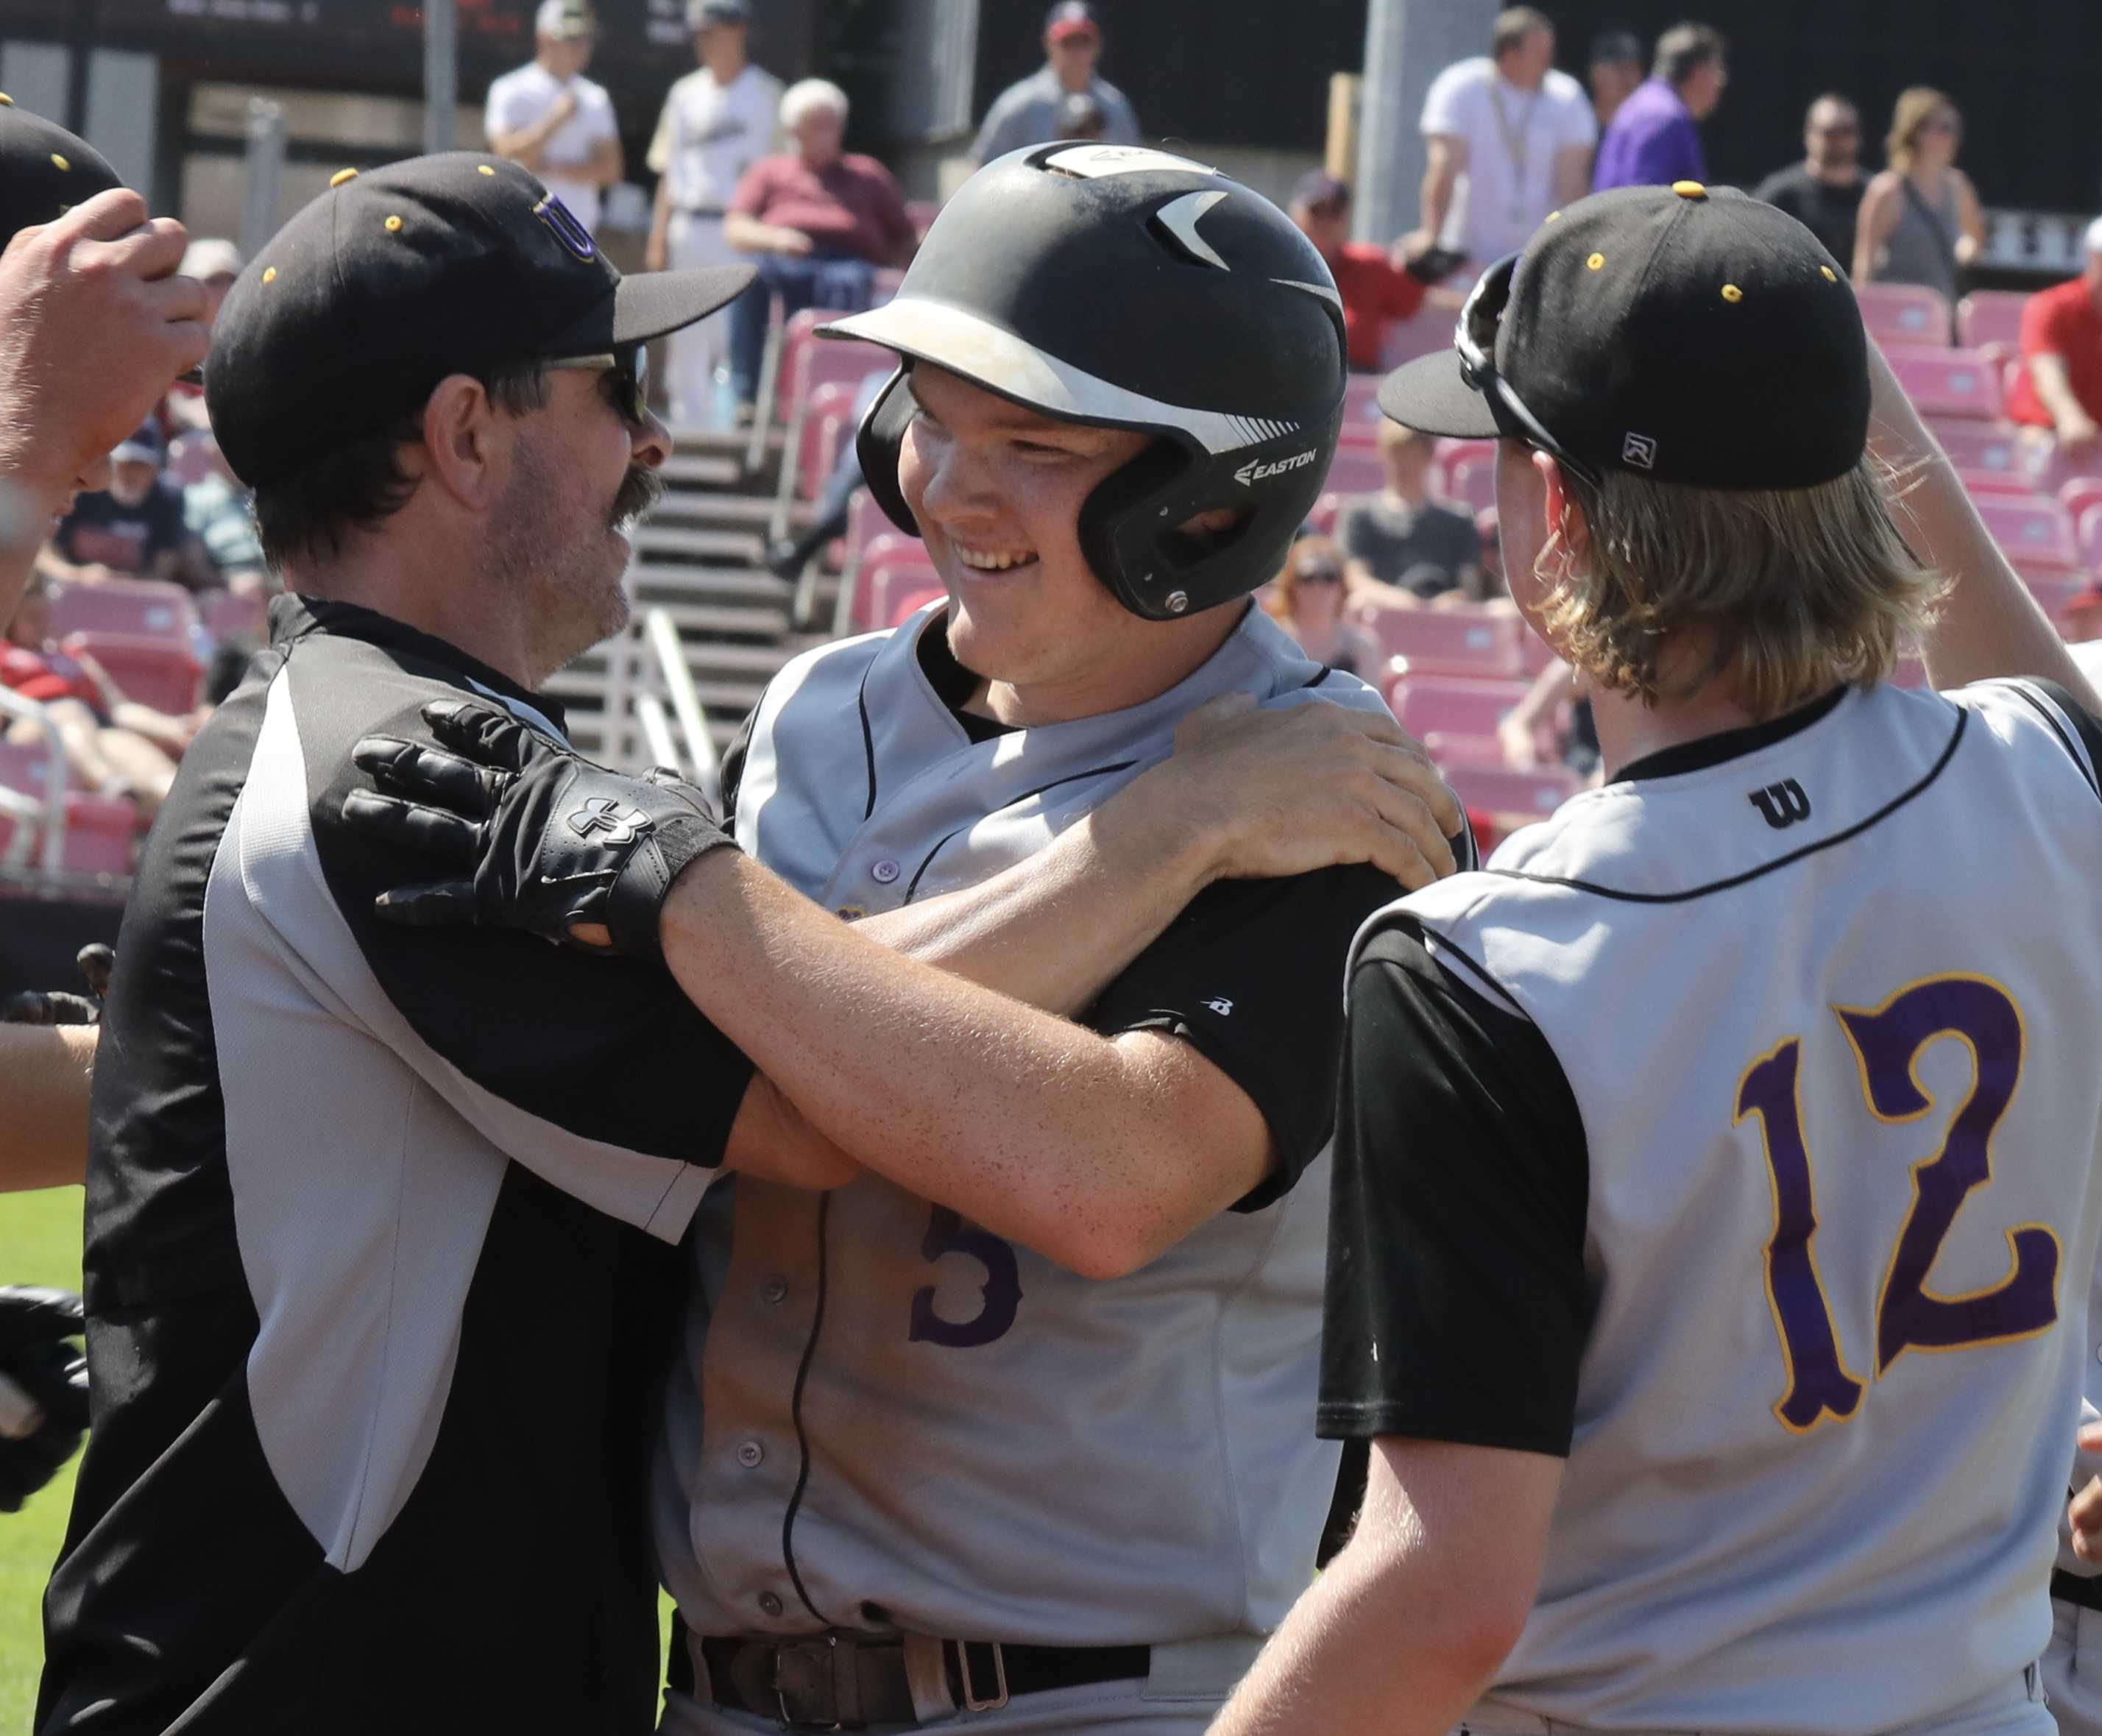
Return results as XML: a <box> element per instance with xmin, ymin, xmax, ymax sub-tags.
<box><xmin>1838</xmin><ymin>977</ymin><xmax>2059</xmax><ymax>1374</ymax></box>
<box><xmin>1737</xmin><ymin>975</ymin><xmax>2058</xmax><ymax>1434</ymax></box>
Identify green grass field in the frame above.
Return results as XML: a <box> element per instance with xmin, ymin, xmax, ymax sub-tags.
<box><xmin>0</xmin><ymin>1185</ymin><xmax>82</xmax><ymax>1731</ymax></box>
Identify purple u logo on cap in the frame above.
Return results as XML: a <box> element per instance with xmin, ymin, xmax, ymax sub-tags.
<box><xmin>534</xmin><ymin>194</ymin><xmax>597</xmax><ymax>263</ymax></box>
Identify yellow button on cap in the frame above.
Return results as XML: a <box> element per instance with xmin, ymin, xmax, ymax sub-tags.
<box><xmin>262</xmin><ymin>266</ymin><xmax>277</xmax><ymax>283</ymax></box>
<box><xmin>478</xmin><ymin>164</ymin><xmax>497</xmax><ymax>177</ymax></box>
<box><xmin>1721</xmin><ymin>283</ymin><xmax>1744</xmax><ymax>302</ymax></box>
<box><xmin>1671</xmin><ymin>180</ymin><xmax>1707</xmax><ymax>199</ymax></box>
<box><xmin>384</xmin><ymin>214</ymin><xmax>403</xmax><ymax>233</ymax></box>
<box><xmin>1586</xmin><ymin>252</ymin><xmax>1605</xmax><ymax>271</ymax></box>
<box><xmin>330</xmin><ymin>167</ymin><xmax>359</xmax><ymax>188</ymax></box>
<box><xmin>0</xmin><ymin>93</ymin><xmax>14</xmax><ymax>107</ymax></box>
<box><xmin>49</xmin><ymin>153</ymin><xmax>68</xmax><ymax>171</ymax></box>
<box><xmin>1821</xmin><ymin>265</ymin><xmax>1839</xmax><ymax>282</ymax></box>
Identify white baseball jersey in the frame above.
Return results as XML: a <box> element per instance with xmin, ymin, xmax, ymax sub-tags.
<box><xmin>484</xmin><ymin>61</ymin><xmax>618</xmax><ymax>232</ymax></box>
<box><xmin>654</xmin><ymin>603</ymin><xmax>1399</xmax><ymax>1653</ymax></box>
<box><xmin>647</xmin><ymin>63</ymin><xmax>781</xmax><ymax>215</ymax></box>
<box><xmin>1345</xmin><ymin>679</ymin><xmax>2102</xmax><ymax>1733</ymax></box>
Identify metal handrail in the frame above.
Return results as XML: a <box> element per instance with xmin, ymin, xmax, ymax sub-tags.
<box><xmin>743</xmin><ymin>292</ymin><xmax>785</xmax><ymax>475</ymax></box>
<box><xmin>635</xmin><ymin>691</ymin><xmax>682</xmax><ymax>773</ymax></box>
<box><xmin>644</xmin><ymin>607</ymin><xmax>720</xmax><ymax>793</ymax></box>
<box><xmin>0</xmin><ymin>688</ymin><xmax>71</xmax><ymax>875</ymax></box>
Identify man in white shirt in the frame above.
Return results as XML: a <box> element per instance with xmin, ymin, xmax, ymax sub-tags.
<box><xmin>1405</xmin><ymin>5</ymin><xmax>1596</xmax><ymax>274</ymax></box>
<box><xmin>646</xmin><ymin>0</ymin><xmax>780</xmax><ymax>428</ymax></box>
<box><xmin>484</xmin><ymin>0</ymin><xmax>623</xmax><ymax>235</ymax></box>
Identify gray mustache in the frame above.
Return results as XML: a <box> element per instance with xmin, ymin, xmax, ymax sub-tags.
<box><xmin>612</xmin><ymin>466</ymin><xmax>664</xmax><ymax>527</ymax></box>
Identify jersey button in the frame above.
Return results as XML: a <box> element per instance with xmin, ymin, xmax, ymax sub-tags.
<box><xmin>760</xmin><ymin>1275</ymin><xmax>789</xmax><ymax>1305</ymax></box>
<box><xmin>757</xmin><ymin>1590</ymin><xmax>784</xmax><ymax>1618</ymax></box>
<box><xmin>871</xmin><ymin>858</ymin><xmax>902</xmax><ymax>885</ymax></box>
<box><xmin>736</xmin><ymin>1439</ymin><xmax>765</xmax><ymax>1468</ymax></box>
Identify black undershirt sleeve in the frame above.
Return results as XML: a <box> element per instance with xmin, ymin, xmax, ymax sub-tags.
<box><xmin>1317</xmin><ymin>915</ymin><xmax>1592</xmax><ymax>1455</ymax></box>
<box><xmin>1083</xmin><ymin>861</ymin><xmax>1403</xmax><ymax>1210</ymax></box>
<box><xmin>2026</xmin><ymin>679</ymin><xmax>2102</xmax><ymax>800</ymax></box>
<box><xmin>716</xmin><ymin>701</ymin><xmax>760</xmax><ymax>823</ymax></box>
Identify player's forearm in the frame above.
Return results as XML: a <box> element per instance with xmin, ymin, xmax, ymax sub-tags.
<box><xmin>1867</xmin><ymin>345</ymin><xmax>2099</xmax><ymax>705</ymax></box>
<box><xmin>849</xmin><ymin>765</ymin><xmax>1222</xmax><ymax>1017</ymax></box>
<box><xmin>1418</xmin><ymin>158</ymin><xmax>1457</xmax><ymax>239</ymax></box>
<box><xmin>1211</xmin><ymin>1442</ymin><xmax>1549</xmax><ymax>1736</ymax></box>
<box><xmin>0</xmin><ymin>1024</ymin><xmax>96</xmax><ymax>1193</ymax></box>
<box><xmin>661</xmin><ymin>851</ymin><xmax>1261</xmax><ymax>1277</ymax></box>
<box><xmin>1551</xmin><ymin>147</ymin><xmax>1590</xmax><ymax>207</ymax></box>
<box><xmin>590</xmin><ymin>138</ymin><xmax>623</xmax><ymax>189</ymax></box>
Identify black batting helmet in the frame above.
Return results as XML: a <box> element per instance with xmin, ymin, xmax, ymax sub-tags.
<box><xmin>822</xmin><ymin>143</ymin><xmax>1348</xmax><ymax>621</ymax></box>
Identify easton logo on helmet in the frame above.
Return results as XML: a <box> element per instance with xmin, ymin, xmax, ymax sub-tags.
<box><xmin>1234</xmin><ymin>450</ymin><xmax>1319</xmax><ymax>489</ymax></box>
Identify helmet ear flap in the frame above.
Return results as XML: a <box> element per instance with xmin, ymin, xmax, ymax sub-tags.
<box><xmin>854</xmin><ymin>365</ymin><xmax>921</xmax><ymax>537</ymax></box>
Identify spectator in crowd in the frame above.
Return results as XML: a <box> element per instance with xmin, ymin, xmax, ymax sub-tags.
<box><xmin>1289</xmin><ymin>171</ymin><xmax>1445</xmax><ymax>374</ymax></box>
<box><xmin>2007</xmin><ymin>216</ymin><xmax>2102</xmax><ymax>455</ymax></box>
<box><xmin>1409</xmin><ymin>8</ymin><xmax>1596</xmax><ymax>275</ymax></box>
<box><xmin>646</xmin><ymin>0</ymin><xmax>782</xmax><ymax>429</ymax></box>
<box><xmin>765</xmin><ymin>364</ymin><xmax>888</xmax><ymax>583</ymax></box>
<box><xmin>972</xmin><ymin>1</ymin><xmax>1139</xmax><ymax>164</ymax></box>
<box><xmin>1754</xmin><ymin>95</ymin><xmax>1866</xmax><ymax>267</ymax></box>
<box><xmin>43</xmin><ymin>423</ymin><xmax>209</xmax><ymax>590</ymax></box>
<box><xmin>163</xmin><ymin>238</ymin><xmax>241</xmax><ymax>433</ymax></box>
<box><xmin>182</xmin><ymin>441</ymin><xmax>269</xmax><ymax>595</ymax></box>
<box><xmin>1055</xmin><ymin>89</ymin><xmax>1108</xmax><ymax>141</ymax></box>
<box><xmin>723</xmin><ymin>78</ymin><xmax>914</xmax><ymax>417</ymax></box>
<box><xmin>1337</xmin><ymin>421</ymin><xmax>1481</xmax><ymax>600</ymax></box>
<box><xmin>1264</xmin><ymin>536</ymin><xmax>1381</xmax><ymax>677</ymax></box>
<box><xmin>1593</xmin><ymin>22</ymin><xmax>1727</xmax><ymax>191</ymax></box>
<box><xmin>1854</xmin><ymin>86</ymin><xmax>1982</xmax><ymax>297</ymax></box>
<box><xmin>2</xmin><ymin>573</ymin><xmax>197</xmax><ymax>819</ymax></box>
<box><xmin>1498</xmin><ymin>656</ymin><xmax>1602</xmax><ymax>779</ymax></box>
<box><xmin>484</xmin><ymin>0</ymin><xmax>623</xmax><ymax>234</ymax></box>
<box><xmin>1588</xmin><ymin>31</ymin><xmax>1643</xmax><ymax>131</ymax></box>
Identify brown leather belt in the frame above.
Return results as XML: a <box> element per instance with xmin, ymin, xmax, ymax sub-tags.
<box><xmin>700</xmin><ymin>1632</ymin><xmax>1150</xmax><ymax>1729</ymax></box>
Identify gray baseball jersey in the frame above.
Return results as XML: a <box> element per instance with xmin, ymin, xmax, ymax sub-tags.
<box><xmin>1330</xmin><ymin>679</ymin><xmax>2102</xmax><ymax>1733</ymax></box>
<box><xmin>653</xmin><ymin>603</ymin><xmax>1397</xmax><ymax>1650</ymax></box>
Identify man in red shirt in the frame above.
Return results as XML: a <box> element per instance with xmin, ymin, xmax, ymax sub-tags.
<box><xmin>723</xmin><ymin>76</ymin><xmax>914</xmax><ymax>415</ymax></box>
<box><xmin>1288</xmin><ymin>171</ymin><xmax>1454</xmax><ymax>373</ymax></box>
<box><xmin>2008</xmin><ymin>216</ymin><xmax>2102</xmax><ymax>454</ymax></box>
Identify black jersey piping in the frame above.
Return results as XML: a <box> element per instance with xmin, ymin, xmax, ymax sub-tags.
<box><xmin>899</xmin><ymin>759</ymin><xmax>1139</xmax><ymax>903</ymax></box>
<box><xmin>1486</xmin><ymin>706</ymin><xmax>1968</xmax><ymax>904</ymax></box>
<box><xmin>856</xmin><ymin>663</ymin><xmax>879</xmax><ymax>822</ymax></box>
<box><xmin>780</xmin><ymin>1191</ymin><xmax>834</xmax><ymax>1626</ymax></box>
<box><xmin>1303</xmin><ymin>665</ymin><xmax>1338</xmax><ymax>689</ymax></box>
<box><xmin>2001</xmin><ymin>680</ymin><xmax>2102</xmax><ymax>802</ymax></box>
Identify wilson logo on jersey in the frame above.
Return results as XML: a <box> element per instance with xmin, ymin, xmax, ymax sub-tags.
<box><xmin>1747</xmin><ymin>779</ymin><xmax>1812</xmax><ymax>829</ymax></box>
<box><xmin>1234</xmin><ymin>450</ymin><xmax>1317</xmax><ymax>489</ymax></box>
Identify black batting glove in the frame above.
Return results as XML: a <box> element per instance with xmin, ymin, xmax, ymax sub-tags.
<box><xmin>342</xmin><ymin>698</ymin><xmax>735</xmax><ymax>963</ymax></box>
<box><xmin>0</xmin><ymin>943</ymin><xmax>116</xmax><ymax>1026</ymax></box>
<box><xmin>0</xmin><ymin>1285</ymin><xmax>89</xmax><ymax>1514</ymax></box>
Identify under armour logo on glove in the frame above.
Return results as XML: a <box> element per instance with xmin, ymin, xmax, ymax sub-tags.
<box><xmin>342</xmin><ymin>697</ymin><xmax>735</xmax><ymax>964</ymax></box>
<box><xmin>567</xmin><ymin>796</ymin><xmax>651</xmax><ymax>846</ymax></box>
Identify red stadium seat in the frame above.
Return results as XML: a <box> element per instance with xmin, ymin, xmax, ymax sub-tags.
<box><xmin>862</xmin><ymin>550</ymin><xmax>940</xmax><ymax>632</ymax></box>
<box><xmin>1339</xmin><ymin>373</ymin><xmax>1387</xmax><ymax>444</ymax></box>
<box><xmin>0</xmin><ymin>746</ymin><xmax>135</xmax><ymax>875</ymax></box>
<box><xmin>1925</xmin><ymin>419</ymin><xmax>2034</xmax><ymax>483</ymax></box>
<box><xmin>1975</xmin><ymin>497</ymin><xmax>2078</xmax><ymax>570</ymax></box>
<box><xmin>202</xmin><ymin>588</ymin><xmax>267</xmax><ymax>645</ymax></box>
<box><xmin>1957</xmin><ymin>290</ymin><xmax>2028</xmax><ymax>354</ymax></box>
<box><xmin>1953</xmin><ymin>468</ymin><xmax>2036</xmax><ymax>497</ymax></box>
<box><xmin>1855</xmin><ymin>282</ymin><xmax>1951</xmax><ymax>347</ymax></box>
<box><xmin>1446</xmin><ymin>762</ymin><xmax>1580</xmax><ymax>822</ymax></box>
<box><xmin>1386</xmin><ymin>673</ymin><xmax>1533</xmax><ymax>741</ymax></box>
<box><xmin>1320</xmin><ymin>445</ymin><xmax>1385</xmax><ymax>497</ymax></box>
<box><xmin>888</xmin><ymin>583</ymin><xmax>945</xmax><ymax>628</ymax></box>
<box><xmin>1889</xmin><ymin>348</ymin><xmax>2003</xmax><ymax>421</ymax></box>
<box><xmin>1354</xmin><ymin>602</ymin><xmax>1525</xmax><ymax>677</ymax></box>
<box><xmin>1443</xmin><ymin>460</ymin><xmax>1496</xmax><ymax>514</ymax></box>
<box><xmin>1418</xmin><ymin>729</ymin><xmax>1510</xmax><ymax>770</ymax></box>
<box><xmin>1434</xmin><ymin>439</ymin><xmax>1497</xmax><ymax>491</ymax></box>
<box><xmin>2016</xmin><ymin>567</ymin><xmax>2087</xmax><ymax>618</ymax></box>
<box><xmin>2078</xmin><ymin>502</ymin><xmax>2102</xmax><ymax>568</ymax></box>
<box><xmin>1305</xmin><ymin>492</ymin><xmax>1341</xmax><ymax>536</ymax></box>
<box><xmin>793</xmin><ymin>379</ymin><xmax>860</xmax><ymax>502</ymax></box>
<box><xmin>67</xmin><ymin>631</ymin><xmax>202</xmax><ymax>714</ymax></box>
<box><xmin>48</xmin><ymin>578</ymin><xmax>197</xmax><ymax>644</ymax></box>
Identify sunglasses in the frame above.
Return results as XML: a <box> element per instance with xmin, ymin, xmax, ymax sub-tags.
<box><xmin>1455</xmin><ymin>252</ymin><xmax>1599</xmax><ymax>487</ymax></box>
<box><xmin>548</xmin><ymin>341</ymin><xmax>651</xmax><ymax>424</ymax></box>
<box><xmin>1297</xmin><ymin>562</ymin><xmax>1344</xmax><ymax>584</ymax></box>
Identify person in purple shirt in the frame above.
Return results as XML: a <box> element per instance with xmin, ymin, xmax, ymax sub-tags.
<box><xmin>1593</xmin><ymin>23</ymin><xmax>1727</xmax><ymax>191</ymax></box>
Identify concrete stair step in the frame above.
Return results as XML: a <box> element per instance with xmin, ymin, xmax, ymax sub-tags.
<box><xmin>658</xmin><ymin>452</ymin><xmax>742</xmax><ymax>489</ymax></box>
<box><xmin>632</xmin><ymin>522</ymin><xmax>764</xmax><ymax>561</ymax></box>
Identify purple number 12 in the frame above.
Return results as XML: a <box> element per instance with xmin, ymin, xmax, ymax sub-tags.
<box><xmin>1734</xmin><ymin>976</ymin><xmax>2058</xmax><ymax>1435</ymax></box>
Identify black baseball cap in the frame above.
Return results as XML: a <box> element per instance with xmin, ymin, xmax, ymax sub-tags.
<box><xmin>1379</xmin><ymin>182</ymin><xmax>1869</xmax><ymax>492</ymax></box>
<box><xmin>1291</xmin><ymin>169</ymin><xmax>1351</xmax><ymax>212</ymax></box>
<box><xmin>0</xmin><ymin>97</ymin><xmax>123</xmax><ymax>244</ymax></box>
<box><xmin>206</xmin><ymin>152</ymin><xmax>755</xmax><ymax>488</ymax></box>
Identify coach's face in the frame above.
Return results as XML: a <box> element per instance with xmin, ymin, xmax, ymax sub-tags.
<box><xmin>901</xmin><ymin>364</ymin><xmax>1195</xmax><ymax>715</ymax></box>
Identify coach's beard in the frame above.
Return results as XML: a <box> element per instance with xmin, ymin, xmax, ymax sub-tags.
<box><xmin>611</xmin><ymin>464</ymin><xmax>664</xmax><ymax>533</ymax></box>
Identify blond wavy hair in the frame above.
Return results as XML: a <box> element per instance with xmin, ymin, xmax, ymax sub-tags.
<box><xmin>1533</xmin><ymin>458</ymin><xmax>1944</xmax><ymax>716</ymax></box>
